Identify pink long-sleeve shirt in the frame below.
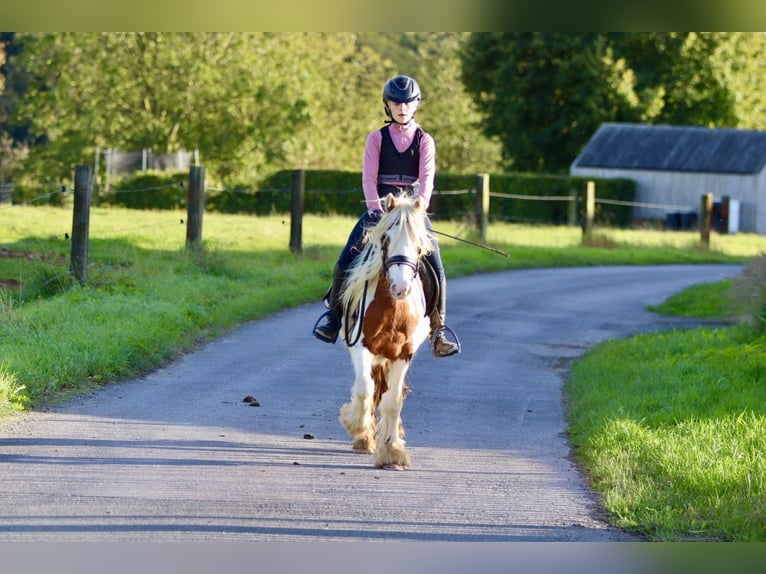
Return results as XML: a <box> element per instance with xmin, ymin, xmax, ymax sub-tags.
<box><xmin>362</xmin><ymin>122</ymin><xmax>436</xmax><ymax>212</ymax></box>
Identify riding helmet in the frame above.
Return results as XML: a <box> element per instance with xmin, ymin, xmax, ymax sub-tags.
<box><xmin>382</xmin><ymin>75</ymin><xmax>421</xmax><ymax>104</ymax></box>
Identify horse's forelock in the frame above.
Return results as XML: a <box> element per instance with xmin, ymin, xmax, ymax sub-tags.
<box><xmin>376</xmin><ymin>197</ymin><xmax>433</xmax><ymax>255</ymax></box>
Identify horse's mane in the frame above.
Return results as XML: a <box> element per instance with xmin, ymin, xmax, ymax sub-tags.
<box><xmin>341</xmin><ymin>196</ymin><xmax>434</xmax><ymax>315</ymax></box>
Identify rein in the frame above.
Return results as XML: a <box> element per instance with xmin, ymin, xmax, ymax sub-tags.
<box><xmin>344</xmin><ymin>246</ymin><xmax>373</xmax><ymax>348</ymax></box>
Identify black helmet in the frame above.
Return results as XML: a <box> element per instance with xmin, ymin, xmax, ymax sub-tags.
<box><xmin>382</xmin><ymin>75</ymin><xmax>421</xmax><ymax>104</ymax></box>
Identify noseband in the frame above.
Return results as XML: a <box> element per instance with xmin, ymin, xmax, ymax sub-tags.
<box><xmin>384</xmin><ymin>253</ymin><xmax>419</xmax><ymax>275</ymax></box>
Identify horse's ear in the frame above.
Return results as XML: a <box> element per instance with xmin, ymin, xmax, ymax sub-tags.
<box><xmin>385</xmin><ymin>193</ymin><xmax>396</xmax><ymax>212</ymax></box>
<box><xmin>414</xmin><ymin>196</ymin><xmax>426</xmax><ymax>213</ymax></box>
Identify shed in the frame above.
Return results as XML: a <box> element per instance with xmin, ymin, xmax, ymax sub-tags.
<box><xmin>570</xmin><ymin>122</ymin><xmax>766</xmax><ymax>234</ymax></box>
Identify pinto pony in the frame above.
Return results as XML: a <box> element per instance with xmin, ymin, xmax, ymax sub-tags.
<box><xmin>338</xmin><ymin>194</ymin><xmax>434</xmax><ymax>469</ymax></box>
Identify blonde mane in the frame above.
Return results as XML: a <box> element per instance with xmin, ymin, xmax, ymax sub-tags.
<box><xmin>340</xmin><ymin>196</ymin><xmax>434</xmax><ymax>316</ymax></box>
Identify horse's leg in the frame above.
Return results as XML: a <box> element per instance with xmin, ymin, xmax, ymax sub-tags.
<box><xmin>374</xmin><ymin>358</ymin><xmax>411</xmax><ymax>469</ymax></box>
<box><xmin>339</xmin><ymin>346</ymin><xmax>376</xmax><ymax>453</ymax></box>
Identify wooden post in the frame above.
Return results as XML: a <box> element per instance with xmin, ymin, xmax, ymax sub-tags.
<box><xmin>186</xmin><ymin>165</ymin><xmax>205</xmax><ymax>251</ymax></box>
<box><xmin>69</xmin><ymin>165</ymin><xmax>91</xmax><ymax>284</ymax></box>
<box><xmin>700</xmin><ymin>192</ymin><xmax>714</xmax><ymax>247</ymax></box>
<box><xmin>92</xmin><ymin>145</ymin><xmax>100</xmax><ymax>206</ymax></box>
<box><xmin>475</xmin><ymin>173</ymin><xmax>489</xmax><ymax>242</ymax></box>
<box><xmin>582</xmin><ymin>180</ymin><xmax>595</xmax><ymax>239</ymax></box>
<box><xmin>568</xmin><ymin>189</ymin><xmax>578</xmax><ymax>226</ymax></box>
<box><xmin>290</xmin><ymin>169</ymin><xmax>305</xmax><ymax>254</ymax></box>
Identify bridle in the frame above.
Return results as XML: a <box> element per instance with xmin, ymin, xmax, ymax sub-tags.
<box><xmin>384</xmin><ymin>253</ymin><xmax>419</xmax><ymax>276</ymax></box>
<box><xmin>381</xmin><ymin>214</ymin><xmax>421</xmax><ymax>282</ymax></box>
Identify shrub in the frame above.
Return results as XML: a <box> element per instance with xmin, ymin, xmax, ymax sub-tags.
<box><xmin>100</xmin><ymin>171</ymin><xmax>187</xmax><ymax>210</ymax></box>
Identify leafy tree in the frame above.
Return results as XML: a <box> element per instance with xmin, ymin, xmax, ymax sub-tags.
<box><xmin>0</xmin><ymin>41</ymin><xmax>5</xmax><ymax>94</ymax></box>
<box><xmin>10</xmin><ymin>32</ymin><xmax>504</xmax><ymax>189</ymax></box>
<box><xmin>0</xmin><ymin>33</ymin><xmax>33</xmax><ymax>183</ymax></box>
<box><xmin>13</xmin><ymin>33</ymin><xmax>392</xmax><ymax>186</ymax></box>
<box><xmin>461</xmin><ymin>33</ymin><xmax>640</xmax><ymax>173</ymax></box>
<box><xmin>707</xmin><ymin>32</ymin><xmax>766</xmax><ymax>130</ymax></box>
<box><xmin>461</xmin><ymin>32</ymin><xmax>766</xmax><ymax>173</ymax></box>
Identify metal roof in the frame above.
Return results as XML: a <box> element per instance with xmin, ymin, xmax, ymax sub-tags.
<box><xmin>571</xmin><ymin>123</ymin><xmax>766</xmax><ymax>174</ymax></box>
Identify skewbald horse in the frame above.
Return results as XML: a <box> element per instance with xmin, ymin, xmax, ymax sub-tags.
<box><xmin>338</xmin><ymin>194</ymin><xmax>434</xmax><ymax>469</ymax></box>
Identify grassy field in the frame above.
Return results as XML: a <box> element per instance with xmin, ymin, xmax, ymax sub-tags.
<box><xmin>2</xmin><ymin>204</ymin><xmax>766</xmax><ymax>541</ymax></box>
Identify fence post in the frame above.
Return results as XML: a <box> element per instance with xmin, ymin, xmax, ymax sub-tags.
<box><xmin>582</xmin><ymin>180</ymin><xmax>595</xmax><ymax>239</ymax></box>
<box><xmin>700</xmin><ymin>192</ymin><xmax>714</xmax><ymax>247</ymax></box>
<box><xmin>290</xmin><ymin>169</ymin><xmax>305</xmax><ymax>254</ymax></box>
<box><xmin>69</xmin><ymin>165</ymin><xmax>92</xmax><ymax>284</ymax></box>
<box><xmin>186</xmin><ymin>165</ymin><xmax>206</xmax><ymax>251</ymax></box>
<box><xmin>475</xmin><ymin>173</ymin><xmax>489</xmax><ymax>242</ymax></box>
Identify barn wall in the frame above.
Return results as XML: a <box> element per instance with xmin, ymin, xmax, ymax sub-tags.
<box><xmin>756</xmin><ymin>170</ymin><xmax>766</xmax><ymax>235</ymax></box>
<box><xmin>571</xmin><ymin>166</ymin><xmax>763</xmax><ymax>233</ymax></box>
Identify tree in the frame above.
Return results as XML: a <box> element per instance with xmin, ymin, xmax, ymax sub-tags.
<box><xmin>461</xmin><ymin>33</ymin><xmax>641</xmax><ymax>173</ymax></box>
<box><xmin>0</xmin><ymin>40</ymin><xmax>5</xmax><ymax>94</ymax></box>
<box><xmin>707</xmin><ymin>32</ymin><xmax>766</xmax><ymax>130</ymax></box>
<box><xmin>0</xmin><ymin>33</ymin><xmax>33</xmax><ymax>183</ymax></box>
<box><xmin>13</xmin><ymin>33</ymin><xmax>392</xmax><ymax>185</ymax></box>
<box><xmin>461</xmin><ymin>32</ymin><xmax>766</xmax><ymax>173</ymax></box>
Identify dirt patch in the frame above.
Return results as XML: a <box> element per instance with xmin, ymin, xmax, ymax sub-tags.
<box><xmin>0</xmin><ymin>248</ymin><xmax>37</xmax><ymax>260</ymax></box>
<box><xmin>0</xmin><ymin>248</ymin><xmax>35</xmax><ymax>290</ymax></box>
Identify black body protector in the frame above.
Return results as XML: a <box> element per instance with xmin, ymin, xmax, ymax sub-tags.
<box><xmin>376</xmin><ymin>125</ymin><xmax>423</xmax><ymax>197</ymax></box>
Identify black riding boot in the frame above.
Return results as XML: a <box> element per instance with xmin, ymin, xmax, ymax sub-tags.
<box><xmin>428</xmin><ymin>276</ymin><xmax>461</xmax><ymax>358</ymax></box>
<box><xmin>313</xmin><ymin>264</ymin><xmax>345</xmax><ymax>343</ymax></box>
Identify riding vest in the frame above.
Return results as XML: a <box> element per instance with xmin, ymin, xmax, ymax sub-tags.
<box><xmin>376</xmin><ymin>125</ymin><xmax>423</xmax><ymax>198</ymax></box>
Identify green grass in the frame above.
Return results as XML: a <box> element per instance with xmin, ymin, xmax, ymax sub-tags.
<box><xmin>3</xmin><ymin>205</ymin><xmax>766</xmax><ymax>541</ymax></box>
<box><xmin>647</xmin><ymin>280</ymin><xmax>747</xmax><ymax>319</ymax></box>
<box><xmin>566</xmin><ymin>253</ymin><xmax>766</xmax><ymax>541</ymax></box>
<box><xmin>566</xmin><ymin>327</ymin><xmax>766</xmax><ymax>541</ymax></box>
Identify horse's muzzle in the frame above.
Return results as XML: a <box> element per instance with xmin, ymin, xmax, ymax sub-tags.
<box><xmin>389</xmin><ymin>280</ymin><xmax>412</xmax><ymax>300</ymax></box>
<box><xmin>385</xmin><ymin>254</ymin><xmax>418</xmax><ymax>300</ymax></box>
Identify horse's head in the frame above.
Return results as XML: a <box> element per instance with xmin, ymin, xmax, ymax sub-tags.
<box><xmin>378</xmin><ymin>194</ymin><xmax>433</xmax><ymax>300</ymax></box>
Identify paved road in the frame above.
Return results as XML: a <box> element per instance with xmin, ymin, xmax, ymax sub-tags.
<box><xmin>0</xmin><ymin>265</ymin><xmax>741</xmax><ymax>542</ymax></box>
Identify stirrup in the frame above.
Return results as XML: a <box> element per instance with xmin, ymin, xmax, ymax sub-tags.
<box><xmin>431</xmin><ymin>325</ymin><xmax>461</xmax><ymax>358</ymax></box>
<box><xmin>313</xmin><ymin>311</ymin><xmax>340</xmax><ymax>344</ymax></box>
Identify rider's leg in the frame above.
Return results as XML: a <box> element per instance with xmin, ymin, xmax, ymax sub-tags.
<box><xmin>313</xmin><ymin>212</ymin><xmax>373</xmax><ymax>343</ymax></box>
<box><xmin>313</xmin><ymin>261</ymin><xmax>346</xmax><ymax>343</ymax></box>
<box><xmin>423</xmin><ymin>217</ymin><xmax>461</xmax><ymax>358</ymax></box>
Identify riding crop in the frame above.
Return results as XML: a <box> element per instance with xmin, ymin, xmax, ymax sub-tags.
<box><xmin>432</xmin><ymin>229</ymin><xmax>510</xmax><ymax>258</ymax></box>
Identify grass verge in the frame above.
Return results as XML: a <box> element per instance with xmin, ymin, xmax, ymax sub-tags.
<box><xmin>566</xmin><ymin>257</ymin><xmax>766</xmax><ymax>541</ymax></box>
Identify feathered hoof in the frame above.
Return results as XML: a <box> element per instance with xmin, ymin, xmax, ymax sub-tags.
<box><xmin>352</xmin><ymin>435</ymin><xmax>376</xmax><ymax>453</ymax></box>
<box><xmin>339</xmin><ymin>402</ymin><xmax>367</xmax><ymax>435</ymax></box>
<box><xmin>379</xmin><ymin>464</ymin><xmax>407</xmax><ymax>471</ymax></box>
<box><xmin>374</xmin><ymin>442</ymin><xmax>410</xmax><ymax>469</ymax></box>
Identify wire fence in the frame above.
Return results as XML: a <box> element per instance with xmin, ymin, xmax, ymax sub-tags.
<box><xmin>0</xmin><ymin>165</ymin><xmax>723</xmax><ymax>300</ymax></box>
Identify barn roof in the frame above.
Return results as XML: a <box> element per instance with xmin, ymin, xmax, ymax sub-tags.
<box><xmin>571</xmin><ymin>123</ymin><xmax>766</xmax><ymax>175</ymax></box>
